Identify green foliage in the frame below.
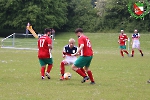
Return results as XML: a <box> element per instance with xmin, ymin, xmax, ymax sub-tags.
<box><xmin>64</xmin><ymin>0</ymin><xmax>99</xmax><ymax>32</ymax></box>
<box><xmin>101</xmin><ymin>0</ymin><xmax>150</xmax><ymax>32</ymax></box>
<box><xmin>0</xmin><ymin>0</ymin><xmax>68</xmax><ymax>32</ymax></box>
<box><xmin>0</xmin><ymin>0</ymin><xmax>150</xmax><ymax>33</ymax></box>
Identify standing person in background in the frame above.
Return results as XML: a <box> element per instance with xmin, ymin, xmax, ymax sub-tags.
<box><xmin>71</xmin><ymin>28</ymin><xmax>95</xmax><ymax>84</ymax></box>
<box><xmin>60</xmin><ymin>38</ymin><xmax>78</xmax><ymax>80</ymax></box>
<box><xmin>51</xmin><ymin>28</ymin><xmax>55</xmax><ymax>40</ymax></box>
<box><xmin>26</xmin><ymin>22</ymin><xmax>30</xmax><ymax>38</ymax></box>
<box><xmin>118</xmin><ymin>30</ymin><xmax>129</xmax><ymax>57</ymax></box>
<box><xmin>38</xmin><ymin>28</ymin><xmax>53</xmax><ymax>79</ymax></box>
<box><xmin>131</xmin><ymin>29</ymin><xmax>143</xmax><ymax>57</ymax></box>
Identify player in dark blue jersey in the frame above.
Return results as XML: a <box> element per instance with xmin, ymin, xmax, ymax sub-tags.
<box><xmin>60</xmin><ymin>38</ymin><xmax>78</xmax><ymax>80</ymax></box>
<box><xmin>131</xmin><ymin>29</ymin><xmax>143</xmax><ymax>57</ymax></box>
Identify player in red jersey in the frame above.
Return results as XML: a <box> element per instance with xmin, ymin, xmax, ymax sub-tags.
<box><xmin>118</xmin><ymin>30</ymin><xmax>129</xmax><ymax>57</ymax></box>
<box><xmin>71</xmin><ymin>28</ymin><xmax>95</xmax><ymax>84</ymax></box>
<box><xmin>38</xmin><ymin>28</ymin><xmax>53</xmax><ymax>79</ymax></box>
<box><xmin>131</xmin><ymin>29</ymin><xmax>143</xmax><ymax>57</ymax></box>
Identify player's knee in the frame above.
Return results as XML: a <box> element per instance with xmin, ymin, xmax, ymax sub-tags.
<box><xmin>84</xmin><ymin>67</ymin><xmax>89</xmax><ymax>72</ymax></box>
<box><xmin>61</xmin><ymin>61</ymin><xmax>64</xmax><ymax>65</ymax></box>
<box><xmin>61</xmin><ymin>61</ymin><xmax>68</xmax><ymax>65</ymax></box>
<box><xmin>71</xmin><ymin>65</ymin><xmax>77</xmax><ymax>71</ymax></box>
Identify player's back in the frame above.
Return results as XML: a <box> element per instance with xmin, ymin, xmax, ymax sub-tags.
<box><xmin>38</xmin><ymin>35</ymin><xmax>52</xmax><ymax>58</ymax></box>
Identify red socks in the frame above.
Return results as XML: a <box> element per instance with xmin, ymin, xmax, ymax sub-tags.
<box><xmin>80</xmin><ymin>68</ymin><xmax>86</xmax><ymax>75</ymax></box>
<box><xmin>41</xmin><ymin>64</ymin><xmax>52</xmax><ymax>77</ymax></box>
<box><xmin>120</xmin><ymin>50</ymin><xmax>129</xmax><ymax>57</ymax></box>
<box><xmin>41</xmin><ymin>67</ymin><xmax>45</xmax><ymax>77</ymax></box>
<box><xmin>120</xmin><ymin>50</ymin><xmax>124</xmax><ymax>57</ymax></box>
<box><xmin>87</xmin><ymin>70</ymin><xmax>94</xmax><ymax>82</ymax></box>
<box><xmin>60</xmin><ymin>62</ymin><xmax>65</xmax><ymax>76</ymax></box>
<box><xmin>132</xmin><ymin>50</ymin><xmax>134</xmax><ymax>56</ymax></box>
<box><xmin>76</xmin><ymin>69</ymin><xmax>86</xmax><ymax>77</ymax></box>
<box><xmin>123</xmin><ymin>50</ymin><xmax>129</xmax><ymax>54</ymax></box>
<box><xmin>139</xmin><ymin>50</ymin><xmax>143</xmax><ymax>54</ymax></box>
<box><xmin>132</xmin><ymin>50</ymin><xmax>143</xmax><ymax>56</ymax></box>
<box><xmin>76</xmin><ymin>69</ymin><xmax>95</xmax><ymax>82</ymax></box>
<box><xmin>47</xmin><ymin>64</ymin><xmax>52</xmax><ymax>73</ymax></box>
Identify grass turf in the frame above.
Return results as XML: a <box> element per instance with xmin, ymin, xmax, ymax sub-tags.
<box><xmin>0</xmin><ymin>32</ymin><xmax>150</xmax><ymax>100</ymax></box>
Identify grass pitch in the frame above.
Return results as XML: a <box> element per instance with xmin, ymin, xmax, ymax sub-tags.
<box><xmin>0</xmin><ymin>32</ymin><xmax>150</xmax><ymax>100</ymax></box>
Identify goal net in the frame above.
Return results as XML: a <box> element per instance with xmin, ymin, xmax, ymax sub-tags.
<box><xmin>1</xmin><ymin>33</ymin><xmax>38</xmax><ymax>50</ymax></box>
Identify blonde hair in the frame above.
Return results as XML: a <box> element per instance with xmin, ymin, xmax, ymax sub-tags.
<box><xmin>69</xmin><ymin>38</ymin><xmax>75</xmax><ymax>43</ymax></box>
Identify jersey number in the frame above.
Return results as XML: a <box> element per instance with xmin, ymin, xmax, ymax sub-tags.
<box><xmin>40</xmin><ymin>39</ymin><xmax>45</xmax><ymax>47</ymax></box>
<box><xmin>86</xmin><ymin>39</ymin><xmax>91</xmax><ymax>47</ymax></box>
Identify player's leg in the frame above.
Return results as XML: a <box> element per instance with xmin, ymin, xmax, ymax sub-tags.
<box><xmin>131</xmin><ymin>44</ymin><xmax>135</xmax><ymax>57</ymax></box>
<box><xmin>131</xmin><ymin>48</ymin><xmax>134</xmax><ymax>57</ymax></box>
<box><xmin>120</xmin><ymin>48</ymin><xmax>124</xmax><ymax>57</ymax></box>
<box><xmin>123</xmin><ymin>49</ymin><xmax>129</xmax><ymax>56</ymax></box>
<box><xmin>45</xmin><ymin>64</ymin><xmax>52</xmax><ymax>79</ymax></box>
<box><xmin>131</xmin><ymin>49</ymin><xmax>134</xmax><ymax>57</ymax></box>
<box><xmin>137</xmin><ymin>44</ymin><xmax>143</xmax><ymax>56</ymax></box>
<box><xmin>120</xmin><ymin>50</ymin><xmax>124</xmax><ymax>57</ymax></box>
<box><xmin>72</xmin><ymin>56</ymin><xmax>88</xmax><ymax>82</ymax></box>
<box><xmin>80</xmin><ymin>67</ymin><xmax>86</xmax><ymax>75</ymax></box>
<box><xmin>46</xmin><ymin>64</ymin><xmax>52</xmax><ymax>73</ymax></box>
<box><xmin>139</xmin><ymin>49</ymin><xmax>143</xmax><ymax>56</ymax></box>
<box><xmin>39</xmin><ymin>59</ymin><xmax>46</xmax><ymax>79</ymax></box>
<box><xmin>71</xmin><ymin>65</ymin><xmax>87</xmax><ymax>78</ymax></box>
<box><xmin>60</xmin><ymin>60</ymin><xmax>68</xmax><ymax>80</ymax></box>
<box><xmin>84</xmin><ymin>67</ymin><xmax>95</xmax><ymax>84</ymax></box>
<box><xmin>41</xmin><ymin>66</ymin><xmax>46</xmax><ymax>79</ymax></box>
<box><xmin>70</xmin><ymin>57</ymin><xmax>86</xmax><ymax>75</ymax></box>
<box><xmin>84</xmin><ymin>56</ymin><xmax>95</xmax><ymax>84</ymax></box>
<box><xmin>119</xmin><ymin>46</ymin><xmax>125</xmax><ymax>57</ymax></box>
<box><xmin>45</xmin><ymin>58</ymin><xmax>53</xmax><ymax>79</ymax></box>
<box><xmin>122</xmin><ymin>45</ymin><xmax>129</xmax><ymax>56</ymax></box>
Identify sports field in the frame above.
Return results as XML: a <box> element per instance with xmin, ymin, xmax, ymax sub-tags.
<box><xmin>0</xmin><ymin>32</ymin><xmax>150</xmax><ymax>100</ymax></box>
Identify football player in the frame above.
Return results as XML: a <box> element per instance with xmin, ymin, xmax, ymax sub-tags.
<box><xmin>38</xmin><ymin>28</ymin><xmax>53</xmax><ymax>79</ymax></box>
<box><xmin>118</xmin><ymin>30</ymin><xmax>129</xmax><ymax>57</ymax></box>
<box><xmin>131</xmin><ymin>29</ymin><xmax>143</xmax><ymax>57</ymax></box>
<box><xmin>71</xmin><ymin>28</ymin><xmax>95</xmax><ymax>84</ymax></box>
<box><xmin>60</xmin><ymin>38</ymin><xmax>79</xmax><ymax>80</ymax></box>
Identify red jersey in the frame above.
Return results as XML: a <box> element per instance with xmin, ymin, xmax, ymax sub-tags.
<box><xmin>118</xmin><ymin>33</ymin><xmax>128</xmax><ymax>46</ymax></box>
<box><xmin>38</xmin><ymin>35</ymin><xmax>52</xmax><ymax>58</ymax></box>
<box><xmin>78</xmin><ymin>35</ymin><xmax>93</xmax><ymax>56</ymax></box>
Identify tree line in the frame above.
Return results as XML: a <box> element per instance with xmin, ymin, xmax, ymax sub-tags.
<box><xmin>0</xmin><ymin>0</ymin><xmax>150</xmax><ymax>34</ymax></box>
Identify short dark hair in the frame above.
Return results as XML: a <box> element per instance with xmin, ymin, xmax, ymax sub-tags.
<box><xmin>44</xmin><ymin>28</ymin><xmax>52</xmax><ymax>34</ymax></box>
<box><xmin>75</xmin><ymin>28</ymin><xmax>83</xmax><ymax>33</ymax></box>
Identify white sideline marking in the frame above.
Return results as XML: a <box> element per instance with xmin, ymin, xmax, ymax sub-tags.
<box><xmin>1</xmin><ymin>47</ymin><xmax>38</xmax><ymax>50</ymax></box>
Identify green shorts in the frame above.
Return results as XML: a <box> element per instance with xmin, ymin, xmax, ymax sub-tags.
<box><xmin>120</xmin><ymin>45</ymin><xmax>126</xmax><ymax>49</ymax></box>
<box><xmin>74</xmin><ymin>56</ymin><xmax>93</xmax><ymax>68</ymax></box>
<box><xmin>39</xmin><ymin>58</ymin><xmax>53</xmax><ymax>67</ymax></box>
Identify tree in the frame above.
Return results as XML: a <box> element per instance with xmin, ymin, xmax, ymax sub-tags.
<box><xmin>0</xmin><ymin>0</ymin><xmax>68</xmax><ymax>33</ymax></box>
<box><xmin>101</xmin><ymin>0</ymin><xmax>150</xmax><ymax>32</ymax></box>
<box><xmin>63</xmin><ymin>0</ymin><xmax>99</xmax><ymax>32</ymax></box>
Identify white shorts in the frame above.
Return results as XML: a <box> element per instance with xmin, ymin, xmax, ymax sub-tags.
<box><xmin>63</xmin><ymin>56</ymin><xmax>77</xmax><ymax>65</ymax></box>
<box><xmin>132</xmin><ymin>39</ymin><xmax>140</xmax><ymax>49</ymax></box>
<box><xmin>132</xmin><ymin>43</ymin><xmax>140</xmax><ymax>49</ymax></box>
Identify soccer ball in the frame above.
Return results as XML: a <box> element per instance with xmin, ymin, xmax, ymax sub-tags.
<box><xmin>64</xmin><ymin>72</ymin><xmax>71</xmax><ymax>80</ymax></box>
